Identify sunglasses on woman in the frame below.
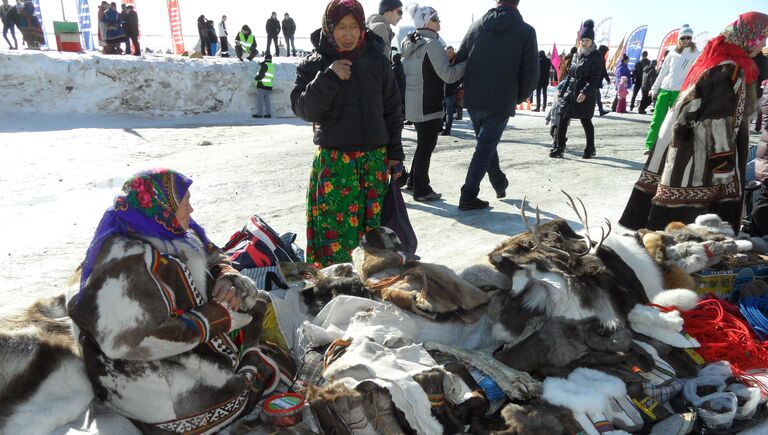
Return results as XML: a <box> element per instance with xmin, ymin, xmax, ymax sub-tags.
<box><xmin>430</xmin><ymin>16</ymin><xmax>440</xmax><ymax>22</ymax></box>
<box><xmin>680</xmin><ymin>36</ymin><xmax>692</xmax><ymax>40</ymax></box>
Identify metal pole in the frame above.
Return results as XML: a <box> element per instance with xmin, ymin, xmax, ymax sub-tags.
<box><xmin>60</xmin><ymin>0</ymin><xmax>66</xmax><ymax>21</ymax></box>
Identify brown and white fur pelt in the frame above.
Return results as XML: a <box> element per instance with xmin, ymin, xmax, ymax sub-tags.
<box><xmin>0</xmin><ymin>295</ymin><xmax>92</xmax><ymax>435</ymax></box>
<box><xmin>461</xmin><ymin>222</ymin><xmax>699</xmax><ymax>344</ymax></box>
<box><xmin>353</xmin><ymin>227</ymin><xmax>491</xmax><ymax>321</ymax></box>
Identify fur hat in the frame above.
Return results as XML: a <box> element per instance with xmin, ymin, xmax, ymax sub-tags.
<box><xmin>579</xmin><ymin>19</ymin><xmax>595</xmax><ymax>41</ymax></box>
<box><xmin>379</xmin><ymin>0</ymin><xmax>402</xmax><ymax>14</ymax></box>
<box><xmin>406</xmin><ymin>3</ymin><xmax>438</xmax><ymax>29</ymax></box>
<box><xmin>679</xmin><ymin>24</ymin><xmax>694</xmax><ymax>38</ymax></box>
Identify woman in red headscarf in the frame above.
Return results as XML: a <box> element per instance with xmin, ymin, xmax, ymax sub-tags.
<box><xmin>620</xmin><ymin>12</ymin><xmax>768</xmax><ymax>234</ymax></box>
<box><xmin>291</xmin><ymin>0</ymin><xmax>404</xmax><ymax>267</ymax></box>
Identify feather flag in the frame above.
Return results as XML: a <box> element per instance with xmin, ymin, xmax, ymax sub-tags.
<box><xmin>77</xmin><ymin>0</ymin><xmax>92</xmax><ymax>50</ymax></box>
<box><xmin>607</xmin><ymin>33</ymin><xmax>627</xmax><ymax>71</ymax></box>
<box><xmin>167</xmin><ymin>0</ymin><xmax>184</xmax><ymax>54</ymax></box>
<box><xmin>551</xmin><ymin>43</ymin><xmax>561</xmax><ymax>80</ymax></box>
<box><xmin>32</xmin><ymin>0</ymin><xmax>48</xmax><ymax>46</ymax></box>
<box><xmin>594</xmin><ymin>17</ymin><xmax>612</xmax><ymax>48</ymax></box>
<box><xmin>625</xmin><ymin>26</ymin><xmax>648</xmax><ymax>72</ymax></box>
<box><xmin>657</xmin><ymin>28</ymin><xmax>680</xmax><ymax>64</ymax></box>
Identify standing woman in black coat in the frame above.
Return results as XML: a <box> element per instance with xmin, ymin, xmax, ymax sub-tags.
<box><xmin>291</xmin><ymin>0</ymin><xmax>404</xmax><ymax>267</ymax></box>
<box><xmin>197</xmin><ymin>15</ymin><xmax>209</xmax><ymax>56</ymax></box>
<box><xmin>549</xmin><ymin>20</ymin><xmax>602</xmax><ymax>159</ymax></box>
<box><xmin>535</xmin><ymin>50</ymin><xmax>551</xmax><ymax>112</ymax></box>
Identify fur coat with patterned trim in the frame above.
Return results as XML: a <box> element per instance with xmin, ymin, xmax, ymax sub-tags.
<box><xmin>620</xmin><ymin>62</ymin><xmax>757</xmax><ymax>234</ymax></box>
<box><xmin>66</xmin><ymin>234</ymin><xmax>263</xmax><ymax>435</ymax></box>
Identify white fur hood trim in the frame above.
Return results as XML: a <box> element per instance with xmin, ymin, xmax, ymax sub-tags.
<box><xmin>568</xmin><ymin>368</ymin><xmax>627</xmax><ymax>398</ymax></box>
<box><xmin>543</xmin><ymin>377</ymin><xmax>608</xmax><ymax>415</ymax></box>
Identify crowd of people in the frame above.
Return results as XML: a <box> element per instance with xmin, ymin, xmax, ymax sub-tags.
<box><xmin>1</xmin><ymin>0</ymin><xmax>44</xmax><ymax>49</ymax></box>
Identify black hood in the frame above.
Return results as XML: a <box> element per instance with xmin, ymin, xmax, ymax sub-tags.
<box><xmin>478</xmin><ymin>5</ymin><xmax>523</xmax><ymax>34</ymax></box>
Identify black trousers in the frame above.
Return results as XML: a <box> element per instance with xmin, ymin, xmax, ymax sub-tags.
<box><xmin>3</xmin><ymin>23</ymin><xmax>17</xmax><ymax>49</ymax></box>
<box><xmin>199</xmin><ymin>37</ymin><xmax>209</xmax><ymax>55</ymax></box>
<box><xmin>266</xmin><ymin>35</ymin><xmax>279</xmax><ymax>55</ymax></box>
<box><xmin>638</xmin><ymin>91</ymin><xmax>652</xmax><ymax>113</ymax></box>
<box><xmin>557</xmin><ymin>117</ymin><xmax>594</xmax><ymax>151</ymax></box>
<box><xmin>630</xmin><ymin>83</ymin><xmax>642</xmax><ymax>109</ymax></box>
<box><xmin>595</xmin><ymin>88</ymin><xmax>607</xmax><ymax>114</ymax></box>
<box><xmin>127</xmin><ymin>33</ymin><xmax>140</xmax><ymax>55</ymax></box>
<box><xmin>410</xmin><ymin>118</ymin><xmax>442</xmax><ymax>196</ymax></box>
<box><xmin>535</xmin><ymin>84</ymin><xmax>548</xmax><ymax>110</ymax></box>
<box><xmin>284</xmin><ymin>35</ymin><xmax>295</xmax><ymax>55</ymax></box>
<box><xmin>220</xmin><ymin>36</ymin><xmax>229</xmax><ymax>56</ymax></box>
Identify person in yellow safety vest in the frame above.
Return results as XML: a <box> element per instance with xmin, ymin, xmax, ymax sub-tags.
<box><xmin>253</xmin><ymin>53</ymin><xmax>274</xmax><ymax>119</ymax></box>
<box><xmin>235</xmin><ymin>24</ymin><xmax>257</xmax><ymax>61</ymax></box>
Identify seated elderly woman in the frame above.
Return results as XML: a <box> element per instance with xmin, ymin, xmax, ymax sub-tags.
<box><xmin>67</xmin><ymin>169</ymin><xmax>271</xmax><ymax>434</ymax></box>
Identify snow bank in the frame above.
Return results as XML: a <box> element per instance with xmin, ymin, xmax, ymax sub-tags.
<box><xmin>0</xmin><ymin>51</ymin><xmax>300</xmax><ymax>117</ymax></box>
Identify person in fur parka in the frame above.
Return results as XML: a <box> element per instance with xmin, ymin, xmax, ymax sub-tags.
<box><xmin>549</xmin><ymin>19</ymin><xmax>602</xmax><ymax>159</ymax></box>
<box><xmin>620</xmin><ymin>12</ymin><xmax>768</xmax><ymax>234</ymax></box>
<box><xmin>67</xmin><ymin>169</ymin><xmax>272</xmax><ymax>434</ymax></box>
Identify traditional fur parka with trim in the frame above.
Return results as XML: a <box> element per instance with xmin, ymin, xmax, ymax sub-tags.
<box><xmin>620</xmin><ymin>63</ymin><xmax>757</xmax><ymax>233</ymax></box>
<box><xmin>67</xmin><ymin>233</ymin><xmax>271</xmax><ymax>434</ymax></box>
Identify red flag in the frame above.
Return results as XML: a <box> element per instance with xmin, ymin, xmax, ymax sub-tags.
<box><xmin>657</xmin><ymin>29</ymin><xmax>680</xmax><ymax>65</ymax></box>
<box><xmin>123</xmin><ymin>0</ymin><xmax>136</xmax><ymax>6</ymax></box>
<box><xmin>551</xmin><ymin>43</ymin><xmax>561</xmax><ymax>81</ymax></box>
<box><xmin>167</xmin><ymin>0</ymin><xmax>184</xmax><ymax>54</ymax></box>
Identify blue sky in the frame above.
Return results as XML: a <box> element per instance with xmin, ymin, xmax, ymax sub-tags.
<box><xmin>35</xmin><ymin>0</ymin><xmax>767</xmax><ymax>53</ymax></box>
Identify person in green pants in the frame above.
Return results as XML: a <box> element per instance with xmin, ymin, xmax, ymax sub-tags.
<box><xmin>644</xmin><ymin>24</ymin><xmax>700</xmax><ymax>152</ymax></box>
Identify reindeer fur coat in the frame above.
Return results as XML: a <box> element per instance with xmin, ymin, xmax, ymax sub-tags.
<box><xmin>66</xmin><ymin>234</ymin><xmax>267</xmax><ymax>434</ymax></box>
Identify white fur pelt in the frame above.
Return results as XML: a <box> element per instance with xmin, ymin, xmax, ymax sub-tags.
<box><xmin>602</xmin><ymin>232</ymin><xmax>664</xmax><ymax>301</ymax></box>
<box><xmin>0</xmin><ymin>296</ymin><xmax>93</xmax><ymax>435</ymax></box>
<box><xmin>629</xmin><ymin>305</ymin><xmax>700</xmax><ymax>348</ymax></box>
<box><xmin>650</xmin><ymin>289</ymin><xmax>699</xmax><ymax>311</ymax></box>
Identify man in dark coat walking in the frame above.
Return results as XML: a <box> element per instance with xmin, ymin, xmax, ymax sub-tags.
<box><xmin>535</xmin><ymin>50</ymin><xmax>551</xmax><ymax>111</ymax></box>
<box><xmin>630</xmin><ymin>51</ymin><xmax>650</xmax><ymax>111</ymax></box>
<box><xmin>282</xmin><ymin>13</ymin><xmax>296</xmax><ymax>56</ymax></box>
<box><xmin>266</xmin><ymin>12</ymin><xmax>281</xmax><ymax>56</ymax></box>
<box><xmin>454</xmin><ymin>0</ymin><xmax>538</xmax><ymax>210</ymax></box>
<box><xmin>124</xmin><ymin>5</ymin><xmax>139</xmax><ymax>56</ymax></box>
<box><xmin>638</xmin><ymin>60</ymin><xmax>658</xmax><ymax>114</ymax></box>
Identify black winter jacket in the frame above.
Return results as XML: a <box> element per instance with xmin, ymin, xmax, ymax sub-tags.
<box><xmin>633</xmin><ymin>58</ymin><xmax>650</xmax><ymax>86</ymax></box>
<box><xmin>124</xmin><ymin>10</ymin><xmax>139</xmax><ymax>37</ymax></box>
<box><xmin>291</xmin><ymin>31</ymin><xmax>404</xmax><ymax>161</ymax></box>
<box><xmin>641</xmin><ymin>64</ymin><xmax>658</xmax><ymax>93</ymax></box>
<box><xmin>282</xmin><ymin>18</ymin><xmax>296</xmax><ymax>37</ymax></box>
<box><xmin>538</xmin><ymin>55</ymin><xmax>552</xmax><ymax>87</ymax></box>
<box><xmin>266</xmin><ymin>18</ymin><xmax>281</xmax><ymax>37</ymax></box>
<box><xmin>559</xmin><ymin>48</ymin><xmax>602</xmax><ymax>120</ymax></box>
<box><xmin>455</xmin><ymin>5</ymin><xmax>538</xmax><ymax>117</ymax></box>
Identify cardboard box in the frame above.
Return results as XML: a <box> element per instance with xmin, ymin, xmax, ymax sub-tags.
<box><xmin>694</xmin><ymin>261</ymin><xmax>768</xmax><ymax>299</ymax></box>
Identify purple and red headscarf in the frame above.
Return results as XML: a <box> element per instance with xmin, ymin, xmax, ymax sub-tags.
<box><xmin>77</xmin><ymin>168</ymin><xmax>212</xmax><ymax>300</ymax></box>
<box><xmin>322</xmin><ymin>0</ymin><xmax>367</xmax><ymax>59</ymax></box>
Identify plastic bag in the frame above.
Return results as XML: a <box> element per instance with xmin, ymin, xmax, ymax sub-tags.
<box><xmin>381</xmin><ymin>178</ymin><xmax>418</xmax><ymax>255</ymax></box>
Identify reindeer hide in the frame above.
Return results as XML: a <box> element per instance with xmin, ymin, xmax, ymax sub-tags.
<box><xmin>0</xmin><ymin>295</ymin><xmax>93</xmax><ymax>435</ymax></box>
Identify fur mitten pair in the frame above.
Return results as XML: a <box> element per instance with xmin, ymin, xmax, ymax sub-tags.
<box><xmin>666</xmin><ymin>240</ymin><xmax>752</xmax><ymax>274</ymax></box>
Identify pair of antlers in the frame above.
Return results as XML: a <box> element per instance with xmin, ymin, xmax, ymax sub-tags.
<box><xmin>519</xmin><ymin>191</ymin><xmax>612</xmax><ymax>258</ymax></box>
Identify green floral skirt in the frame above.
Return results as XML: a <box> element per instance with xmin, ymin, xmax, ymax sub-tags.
<box><xmin>306</xmin><ymin>147</ymin><xmax>388</xmax><ymax>267</ymax></box>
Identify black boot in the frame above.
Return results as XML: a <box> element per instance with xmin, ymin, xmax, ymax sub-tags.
<box><xmin>582</xmin><ymin>146</ymin><xmax>596</xmax><ymax>159</ymax></box>
<box><xmin>549</xmin><ymin>144</ymin><xmax>564</xmax><ymax>158</ymax></box>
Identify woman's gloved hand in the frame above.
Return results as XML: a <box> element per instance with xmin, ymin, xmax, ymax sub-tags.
<box><xmin>213</xmin><ymin>272</ymin><xmax>265</xmax><ymax>312</ymax></box>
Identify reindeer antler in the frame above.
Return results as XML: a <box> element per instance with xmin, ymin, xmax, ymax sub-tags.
<box><xmin>520</xmin><ymin>196</ymin><xmax>572</xmax><ymax>260</ymax></box>
<box><xmin>561</xmin><ymin>191</ymin><xmax>612</xmax><ymax>256</ymax></box>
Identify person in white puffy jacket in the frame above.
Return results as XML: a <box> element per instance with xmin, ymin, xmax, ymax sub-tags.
<box><xmin>401</xmin><ymin>3</ymin><xmax>466</xmax><ymax>201</ymax></box>
<box><xmin>645</xmin><ymin>24</ymin><xmax>700</xmax><ymax>152</ymax></box>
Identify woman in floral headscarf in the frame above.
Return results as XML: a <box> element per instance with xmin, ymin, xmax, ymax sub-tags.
<box><xmin>620</xmin><ymin>12</ymin><xmax>768</xmax><ymax>234</ymax></box>
<box><xmin>67</xmin><ymin>169</ymin><xmax>276</xmax><ymax>434</ymax></box>
<box><xmin>291</xmin><ymin>0</ymin><xmax>404</xmax><ymax>266</ymax></box>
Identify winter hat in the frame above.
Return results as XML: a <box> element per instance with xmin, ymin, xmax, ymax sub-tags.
<box><xmin>406</xmin><ymin>3</ymin><xmax>438</xmax><ymax>29</ymax></box>
<box><xmin>379</xmin><ymin>0</ymin><xmax>402</xmax><ymax>14</ymax></box>
<box><xmin>323</xmin><ymin>0</ymin><xmax>366</xmax><ymax>32</ymax></box>
<box><xmin>580</xmin><ymin>19</ymin><xmax>595</xmax><ymax>41</ymax></box>
<box><xmin>679</xmin><ymin>24</ymin><xmax>694</xmax><ymax>39</ymax></box>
